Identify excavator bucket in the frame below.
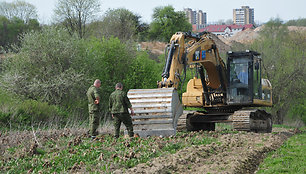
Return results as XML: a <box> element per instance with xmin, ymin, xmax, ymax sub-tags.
<box><xmin>127</xmin><ymin>88</ymin><xmax>183</xmax><ymax>137</ymax></box>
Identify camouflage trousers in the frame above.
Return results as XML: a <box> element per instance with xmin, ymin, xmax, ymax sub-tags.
<box><xmin>89</xmin><ymin>111</ymin><xmax>100</xmax><ymax>136</ymax></box>
<box><xmin>113</xmin><ymin>113</ymin><xmax>134</xmax><ymax>138</ymax></box>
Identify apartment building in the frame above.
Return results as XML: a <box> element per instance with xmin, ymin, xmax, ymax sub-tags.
<box><xmin>233</xmin><ymin>6</ymin><xmax>254</xmax><ymax>25</ymax></box>
<box><xmin>184</xmin><ymin>8</ymin><xmax>207</xmax><ymax>30</ymax></box>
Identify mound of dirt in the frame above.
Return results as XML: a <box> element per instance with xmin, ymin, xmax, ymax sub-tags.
<box><xmin>210</xmin><ymin>34</ymin><xmax>232</xmax><ymax>53</ymax></box>
<box><xmin>227</xmin><ymin>28</ymin><xmax>260</xmax><ymax>45</ymax></box>
<box><xmin>114</xmin><ymin>128</ymin><xmax>295</xmax><ymax>174</ymax></box>
<box><xmin>222</xmin><ymin>25</ymin><xmax>306</xmax><ymax>46</ymax></box>
<box><xmin>140</xmin><ymin>42</ymin><xmax>167</xmax><ymax>56</ymax></box>
<box><xmin>287</xmin><ymin>26</ymin><xmax>306</xmax><ymax>32</ymax></box>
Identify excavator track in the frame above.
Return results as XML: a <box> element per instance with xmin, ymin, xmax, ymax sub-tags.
<box><xmin>127</xmin><ymin>88</ymin><xmax>183</xmax><ymax>137</ymax></box>
<box><xmin>231</xmin><ymin>109</ymin><xmax>272</xmax><ymax>133</ymax></box>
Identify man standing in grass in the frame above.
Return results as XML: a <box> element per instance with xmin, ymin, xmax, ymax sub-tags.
<box><xmin>109</xmin><ymin>82</ymin><xmax>135</xmax><ymax>138</ymax></box>
<box><xmin>87</xmin><ymin>79</ymin><xmax>101</xmax><ymax>138</ymax></box>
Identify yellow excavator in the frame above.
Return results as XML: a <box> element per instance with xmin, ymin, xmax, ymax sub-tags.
<box><xmin>128</xmin><ymin>32</ymin><xmax>273</xmax><ymax>137</ymax></box>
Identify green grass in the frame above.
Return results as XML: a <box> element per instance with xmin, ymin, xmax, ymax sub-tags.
<box><xmin>216</xmin><ymin>123</ymin><xmax>233</xmax><ymax>130</ymax></box>
<box><xmin>0</xmin><ymin>131</ymin><xmax>216</xmax><ymax>173</ymax></box>
<box><xmin>184</xmin><ymin>107</ymin><xmax>206</xmax><ymax>112</ymax></box>
<box><xmin>257</xmin><ymin>131</ymin><xmax>306</xmax><ymax>174</ymax></box>
<box><xmin>272</xmin><ymin>124</ymin><xmax>296</xmax><ymax>129</ymax></box>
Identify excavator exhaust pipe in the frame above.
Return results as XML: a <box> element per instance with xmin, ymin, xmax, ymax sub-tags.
<box><xmin>127</xmin><ymin>88</ymin><xmax>183</xmax><ymax>137</ymax></box>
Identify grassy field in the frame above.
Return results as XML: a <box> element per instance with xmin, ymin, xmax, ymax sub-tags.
<box><xmin>256</xmin><ymin>127</ymin><xmax>306</xmax><ymax>174</ymax></box>
<box><xmin>0</xmin><ymin>130</ymin><xmax>217</xmax><ymax>173</ymax></box>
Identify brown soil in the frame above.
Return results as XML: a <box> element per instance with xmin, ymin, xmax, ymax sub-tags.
<box><xmin>0</xmin><ymin>126</ymin><xmax>299</xmax><ymax>173</ymax></box>
<box><xmin>140</xmin><ymin>42</ymin><xmax>167</xmax><ymax>56</ymax></box>
<box><xmin>114</xmin><ymin>128</ymin><xmax>295</xmax><ymax>174</ymax></box>
<box><xmin>221</xmin><ymin>25</ymin><xmax>306</xmax><ymax>46</ymax></box>
<box><xmin>0</xmin><ymin>128</ymin><xmax>88</xmax><ymax>156</ymax></box>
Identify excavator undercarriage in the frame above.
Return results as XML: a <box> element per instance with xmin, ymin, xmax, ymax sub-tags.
<box><xmin>185</xmin><ymin>108</ymin><xmax>272</xmax><ymax>133</ymax></box>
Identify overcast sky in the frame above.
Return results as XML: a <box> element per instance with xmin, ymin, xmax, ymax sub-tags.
<box><xmin>2</xmin><ymin>0</ymin><xmax>306</xmax><ymax>24</ymax></box>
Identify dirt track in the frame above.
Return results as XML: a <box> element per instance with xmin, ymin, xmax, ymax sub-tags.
<box><xmin>114</xmin><ymin>128</ymin><xmax>295</xmax><ymax>174</ymax></box>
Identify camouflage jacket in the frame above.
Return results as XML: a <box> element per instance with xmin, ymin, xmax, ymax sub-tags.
<box><xmin>109</xmin><ymin>89</ymin><xmax>132</xmax><ymax>114</ymax></box>
<box><xmin>87</xmin><ymin>85</ymin><xmax>101</xmax><ymax>112</ymax></box>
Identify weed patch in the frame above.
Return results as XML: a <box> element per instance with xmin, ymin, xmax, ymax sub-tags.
<box><xmin>0</xmin><ymin>129</ymin><xmax>216</xmax><ymax>173</ymax></box>
<box><xmin>256</xmin><ymin>131</ymin><xmax>306</xmax><ymax>174</ymax></box>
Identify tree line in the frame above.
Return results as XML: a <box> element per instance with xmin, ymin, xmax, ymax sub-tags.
<box><xmin>0</xmin><ymin>0</ymin><xmax>191</xmax><ymax>52</ymax></box>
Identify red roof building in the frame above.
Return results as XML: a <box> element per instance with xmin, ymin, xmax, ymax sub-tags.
<box><xmin>197</xmin><ymin>24</ymin><xmax>254</xmax><ymax>37</ymax></box>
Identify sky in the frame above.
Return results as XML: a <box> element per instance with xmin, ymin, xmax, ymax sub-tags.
<box><xmin>2</xmin><ymin>0</ymin><xmax>306</xmax><ymax>24</ymax></box>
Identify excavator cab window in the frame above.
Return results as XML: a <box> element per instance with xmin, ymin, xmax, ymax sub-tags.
<box><xmin>226</xmin><ymin>51</ymin><xmax>262</xmax><ymax>105</ymax></box>
<box><xmin>227</xmin><ymin>57</ymin><xmax>252</xmax><ymax>104</ymax></box>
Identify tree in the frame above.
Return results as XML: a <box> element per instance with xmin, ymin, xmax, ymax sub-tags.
<box><xmin>0</xmin><ymin>16</ymin><xmax>40</xmax><ymax>51</ymax></box>
<box><xmin>149</xmin><ymin>6</ymin><xmax>192</xmax><ymax>42</ymax></box>
<box><xmin>54</xmin><ymin>0</ymin><xmax>101</xmax><ymax>38</ymax></box>
<box><xmin>89</xmin><ymin>8</ymin><xmax>142</xmax><ymax>41</ymax></box>
<box><xmin>0</xmin><ymin>1</ymin><xmax>38</xmax><ymax>23</ymax></box>
<box><xmin>217</xmin><ymin>19</ymin><xmax>225</xmax><ymax>25</ymax></box>
<box><xmin>225</xmin><ymin>19</ymin><xmax>233</xmax><ymax>25</ymax></box>
<box><xmin>286</xmin><ymin>18</ymin><xmax>306</xmax><ymax>26</ymax></box>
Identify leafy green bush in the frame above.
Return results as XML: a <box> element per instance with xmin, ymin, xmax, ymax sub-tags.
<box><xmin>285</xmin><ymin>18</ymin><xmax>306</xmax><ymax>26</ymax></box>
<box><xmin>0</xmin><ymin>112</ymin><xmax>11</xmax><ymax>125</ymax></box>
<box><xmin>287</xmin><ymin>99</ymin><xmax>306</xmax><ymax>125</ymax></box>
<box><xmin>84</xmin><ymin>37</ymin><xmax>134</xmax><ymax>96</ymax></box>
<box><xmin>0</xmin><ymin>88</ymin><xmax>68</xmax><ymax>128</ymax></box>
<box><xmin>1</xmin><ymin>27</ymin><xmax>88</xmax><ymax>106</ymax></box>
<box><xmin>124</xmin><ymin>51</ymin><xmax>162</xmax><ymax>89</ymax></box>
<box><xmin>15</xmin><ymin>99</ymin><xmax>68</xmax><ymax>125</ymax></box>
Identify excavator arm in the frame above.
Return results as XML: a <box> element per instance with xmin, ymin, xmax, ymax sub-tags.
<box><xmin>158</xmin><ymin>32</ymin><xmax>227</xmax><ymax>91</ymax></box>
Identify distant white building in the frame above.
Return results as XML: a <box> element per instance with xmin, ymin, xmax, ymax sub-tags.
<box><xmin>198</xmin><ymin>24</ymin><xmax>254</xmax><ymax>37</ymax></box>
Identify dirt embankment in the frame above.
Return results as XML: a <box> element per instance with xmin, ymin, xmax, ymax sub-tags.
<box><xmin>115</xmin><ymin>128</ymin><xmax>296</xmax><ymax>174</ymax></box>
<box><xmin>220</xmin><ymin>25</ymin><xmax>306</xmax><ymax>46</ymax></box>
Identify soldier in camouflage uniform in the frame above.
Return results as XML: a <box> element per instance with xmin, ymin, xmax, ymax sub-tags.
<box><xmin>109</xmin><ymin>82</ymin><xmax>135</xmax><ymax>138</ymax></box>
<box><xmin>87</xmin><ymin>79</ymin><xmax>101</xmax><ymax>138</ymax></box>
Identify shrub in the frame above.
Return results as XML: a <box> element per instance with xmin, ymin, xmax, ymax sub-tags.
<box><xmin>124</xmin><ymin>51</ymin><xmax>162</xmax><ymax>90</ymax></box>
<box><xmin>1</xmin><ymin>27</ymin><xmax>88</xmax><ymax>106</ymax></box>
<box><xmin>15</xmin><ymin>99</ymin><xmax>68</xmax><ymax>125</ymax></box>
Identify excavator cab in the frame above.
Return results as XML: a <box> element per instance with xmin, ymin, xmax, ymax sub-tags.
<box><xmin>226</xmin><ymin>50</ymin><xmax>268</xmax><ymax>106</ymax></box>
